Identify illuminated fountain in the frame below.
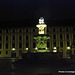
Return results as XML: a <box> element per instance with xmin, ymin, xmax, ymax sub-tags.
<box><xmin>34</xmin><ymin>17</ymin><xmax>50</xmax><ymax>52</ymax></box>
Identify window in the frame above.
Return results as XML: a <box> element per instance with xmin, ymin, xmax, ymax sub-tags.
<box><xmin>19</xmin><ymin>50</ymin><xmax>22</xmax><ymax>54</ymax></box>
<box><xmin>66</xmin><ymin>28</ymin><xmax>69</xmax><ymax>31</ymax></box>
<box><xmin>26</xmin><ymin>35</ymin><xmax>28</xmax><ymax>40</ymax></box>
<box><xmin>53</xmin><ymin>28</ymin><xmax>55</xmax><ymax>32</ymax></box>
<box><xmin>33</xmin><ymin>29</ymin><xmax>35</xmax><ymax>32</ymax></box>
<box><xmin>6</xmin><ymin>43</ymin><xmax>8</xmax><ymax>49</ymax></box>
<box><xmin>73</xmin><ymin>34</ymin><xmax>75</xmax><ymax>39</ymax></box>
<box><xmin>26</xmin><ymin>43</ymin><xmax>29</xmax><ymax>48</ymax></box>
<box><xmin>26</xmin><ymin>29</ymin><xmax>28</xmax><ymax>32</ymax></box>
<box><xmin>60</xmin><ymin>42</ymin><xmax>63</xmax><ymax>47</ymax></box>
<box><xmin>6</xmin><ymin>36</ymin><xmax>8</xmax><ymax>41</ymax></box>
<box><xmin>0</xmin><ymin>43</ymin><xmax>2</xmax><ymax>49</ymax></box>
<box><xmin>19</xmin><ymin>50</ymin><xmax>22</xmax><ymax>56</ymax></box>
<box><xmin>67</xmin><ymin>42</ymin><xmax>70</xmax><ymax>46</ymax></box>
<box><xmin>73</xmin><ymin>28</ymin><xmax>75</xmax><ymax>31</ymax></box>
<box><xmin>19</xmin><ymin>43</ymin><xmax>22</xmax><ymax>48</ymax></box>
<box><xmin>67</xmin><ymin>34</ymin><xmax>69</xmax><ymax>39</ymax></box>
<box><xmin>60</xmin><ymin>28</ymin><xmax>62</xmax><ymax>31</ymax></box>
<box><xmin>33</xmin><ymin>42</ymin><xmax>36</xmax><ymax>48</ymax></box>
<box><xmin>47</xmin><ymin>42</ymin><xmax>50</xmax><ymax>48</ymax></box>
<box><xmin>6</xmin><ymin>30</ymin><xmax>8</xmax><ymax>33</ymax></box>
<box><xmin>6</xmin><ymin>51</ymin><xmax>8</xmax><ymax>54</ymax></box>
<box><xmin>53</xmin><ymin>34</ymin><xmax>56</xmax><ymax>39</ymax></box>
<box><xmin>47</xmin><ymin>28</ymin><xmax>49</xmax><ymax>32</ymax></box>
<box><xmin>0</xmin><ymin>36</ymin><xmax>2</xmax><ymax>41</ymax></box>
<box><xmin>12</xmin><ymin>43</ymin><xmax>15</xmax><ymax>48</ymax></box>
<box><xmin>0</xmin><ymin>51</ymin><xmax>1</xmax><ymax>54</ymax></box>
<box><xmin>0</xmin><ymin>30</ymin><xmax>2</xmax><ymax>33</ymax></box>
<box><xmin>12</xmin><ymin>36</ymin><xmax>15</xmax><ymax>40</ymax></box>
<box><xmin>12</xmin><ymin>30</ymin><xmax>15</xmax><ymax>33</ymax></box>
<box><xmin>19</xmin><ymin>29</ymin><xmax>22</xmax><ymax>33</ymax></box>
<box><xmin>60</xmin><ymin>34</ymin><xmax>62</xmax><ymax>39</ymax></box>
<box><xmin>19</xmin><ymin>35</ymin><xmax>22</xmax><ymax>40</ymax></box>
<box><xmin>53</xmin><ymin>42</ymin><xmax>56</xmax><ymax>47</ymax></box>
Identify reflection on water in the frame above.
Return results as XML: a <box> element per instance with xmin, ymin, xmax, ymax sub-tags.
<box><xmin>0</xmin><ymin>58</ymin><xmax>75</xmax><ymax>75</ymax></box>
<box><xmin>12</xmin><ymin>64</ymin><xmax>15</xmax><ymax>70</ymax></box>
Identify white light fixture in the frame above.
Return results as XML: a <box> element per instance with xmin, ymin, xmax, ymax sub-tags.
<box><xmin>12</xmin><ymin>48</ymin><xmax>15</xmax><ymax>51</ymax></box>
<box><xmin>53</xmin><ymin>47</ymin><xmax>57</xmax><ymax>49</ymax></box>
<box><xmin>67</xmin><ymin>47</ymin><xmax>70</xmax><ymax>50</ymax></box>
<box><xmin>39</xmin><ymin>17</ymin><xmax>44</xmax><ymax>24</ymax></box>
<box><xmin>26</xmin><ymin>48</ymin><xmax>28</xmax><ymax>50</ymax></box>
<box><xmin>53</xmin><ymin>50</ymin><xmax>57</xmax><ymax>53</ymax></box>
<box><xmin>35</xmin><ymin>47</ymin><xmax>37</xmax><ymax>50</ymax></box>
<box><xmin>46</xmin><ymin>47</ymin><xmax>47</xmax><ymax>49</ymax></box>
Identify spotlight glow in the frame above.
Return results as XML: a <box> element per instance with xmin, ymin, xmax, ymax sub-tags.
<box><xmin>12</xmin><ymin>48</ymin><xmax>15</xmax><ymax>50</ymax></box>
<box><xmin>67</xmin><ymin>47</ymin><xmax>70</xmax><ymax>50</ymax></box>
<box><xmin>53</xmin><ymin>50</ymin><xmax>57</xmax><ymax>53</ymax></box>
<box><xmin>26</xmin><ymin>48</ymin><xmax>28</xmax><ymax>50</ymax></box>
<box><xmin>53</xmin><ymin>47</ymin><xmax>57</xmax><ymax>49</ymax></box>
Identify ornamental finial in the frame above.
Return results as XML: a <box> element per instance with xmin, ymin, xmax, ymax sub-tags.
<box><xmin>39</xmin><ymin>17</ymin><xmax>44</xmax><ymax>24</ymax></box>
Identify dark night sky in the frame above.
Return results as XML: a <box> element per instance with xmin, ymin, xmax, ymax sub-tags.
<box><xmin>0</xmin><ymin>0</ymin><xmax>75</xmax><ymax>21</ymax></box>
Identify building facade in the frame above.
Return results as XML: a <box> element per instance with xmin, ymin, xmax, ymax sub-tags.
<box><xmin>0</xmin><ymin>23</ymin><xmax>75</xmax><ymax>58</ymax></box>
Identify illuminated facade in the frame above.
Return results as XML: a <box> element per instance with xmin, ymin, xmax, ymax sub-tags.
<box><xmin>34</xmin><ymin>17</ymin><xmax>50</xmax><ymax>52</ymax></box>
<box><xmin>0</xmin><ymin>19</ymin><xmax>75</xmax><ymax>58</ymax></box>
